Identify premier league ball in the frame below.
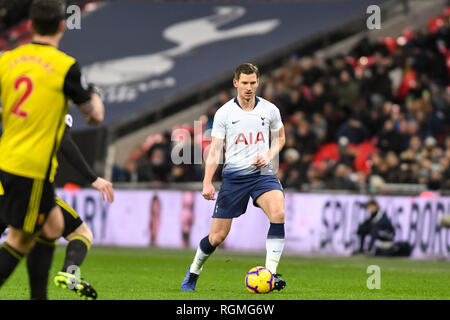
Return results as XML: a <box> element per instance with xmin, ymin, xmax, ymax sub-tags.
<box><xmin>245</xmin><ymin>266</ymin><xmax>274</xmax><ymax>293</ymax></box>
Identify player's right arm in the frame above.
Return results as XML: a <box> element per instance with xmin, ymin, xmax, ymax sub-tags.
<box><xmin>203</xmin><ymin>106</ymin><xmax>227</xmax><ymax>201</ymax></box>
<box><xmin>63</xmin><ymin>61</ymin><xmax>104</xmax><ymax>125</ymax></box>
<box><xmin>202</xmin><ymin>136</ymin><xmax>224</xmax><ymax>200</ymax></box>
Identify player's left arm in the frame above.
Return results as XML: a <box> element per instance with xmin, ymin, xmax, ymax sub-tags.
<box><xmin>59</xmin><ymin>123</ymin><xmax>114</xmax><ymax>202</ymax></box>
<box><xmin>268</xmin><ymin>106</ymin><xmax>286</xmax><ymax>161</ymax></box>
<box><xmin>268</xmin><ymin>125</ymin><xmax>286</xmax><ymax>161</ymax></box>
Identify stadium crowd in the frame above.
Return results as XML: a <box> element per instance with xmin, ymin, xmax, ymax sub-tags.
<box><xmin>0</xmin><ymin>0</ymin><xmax>98</xmax><ymax>50</ymax></box>
<box><xmin>113</xmin><ymin>9</ymin><xmax>450</xmax><ymax>192</ymax></box>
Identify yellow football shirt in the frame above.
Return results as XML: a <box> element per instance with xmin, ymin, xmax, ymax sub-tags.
<box><xmin>0</xmin><ymin>43</ymin><xmax>89</xmax><ymax>182</ymax></box>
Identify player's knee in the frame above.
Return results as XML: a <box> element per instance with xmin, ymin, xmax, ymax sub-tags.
<box><xmin>209</xmin><ymin>232</ymin><xmax>227</xmax><ymax>247</ymax></box>
<box><xmin>6</xmin><ymin>228</ymin><xmax>34</xmax><ymax>254</ymax></box>
<box><xmin>269</xmin><ymin>209</ymin><xmax>285</xmax><ymax>224</ymax></box>
<box><xmin>69</xmin><ymin>223</ymin><xmax>93</xmax><ymax>244</ymax></box>
<box><xmin>79</xmin><ymin>223</ymin><xmax>93</xmax><ymax>244</ymax></box>
<box><xmin>42</xmin><ymin>207</ymin><xmax>64</xmax><ymax>239</ymax></box>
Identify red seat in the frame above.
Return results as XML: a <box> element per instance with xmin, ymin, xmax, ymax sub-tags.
<box><xmin>8</xmin><ymin>20</ymin><xmax>31</xmax><ymax>40</ymax></box>
<box><xmin>428</xmin><ymin>16</ymin><xmax>445</xmax><ymax>34</ymax></box>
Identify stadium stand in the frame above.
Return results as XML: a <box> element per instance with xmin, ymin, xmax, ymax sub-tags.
<box><xmin>113</xmin><ymin>4</ymin><xmax>450</xmax><ymax>195</ymax></box>
<box><xmin>0</xmin><ymin>0</ymin><xmax>102</xmax><ymax>51</ymax></box>
<box><xmin>1</xmin><ymin>0</ymin><xmax>448</xmax><ymax>195</ymax></box>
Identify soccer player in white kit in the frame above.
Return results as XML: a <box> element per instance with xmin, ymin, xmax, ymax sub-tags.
<box><xmin>181</xmin><ymin>63</ymin><xmax>286</xmax><ymax>291</ymax></box>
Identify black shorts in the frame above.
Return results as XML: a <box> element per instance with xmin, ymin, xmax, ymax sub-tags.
<box><xmin>55</xmin><ymin>196</ymin><xmax>83</xmax><ymax>238</ymax></box>
<box><xmin>0</xmin><ymin>169</ymin><xmax>56</xmax><ymax>234</ymax></box>
<box><xmin>0</xmin><ymin>197</ymin><xmax>83</xmax><ymax>238</ymax></box>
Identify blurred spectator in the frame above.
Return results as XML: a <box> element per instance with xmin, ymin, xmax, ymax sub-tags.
<box><xmin>169</xmin><ymin>165</ymin><xmax>192</xmax><ymax>183</ymax></box>
<box><xmin>306</xmin><ymin>165</ymin><xmax>326</xmax><ymax>190</ymax></box>
<box><xmin>301</xmin><ymin>56</ymin><xmax>323</xmax><ymax>86</ymax></box>
<box><xmin>384</xmin><ymin>151</ymin><xmax>401</xmax><ymax>183</ymax></box>
<box><xmin>0</xmin><ymin>0</ymin><xmax>96</xmax><ymax>35</ymax></box>
<box><xmin>310</xmin><ymin>112</ymin><xmax>327</xmax><ymax>143</ymax></box>
<box><xmin>337</xmin><ymin>136</ymin><xmax>356</xmax><ymax>167</ymax></box>
<box><xmin>355</xmin><ymin>171</ymin><xmax>368</xmax><ymax>193</ymax></box>
<box><xmin>350</xmin><ymin>37</ymin><xmax>373</xmax><ymax>58</ymax></box>
<box><xmin>331</xmin><ymin>163</ymin><xmax>357</xmax><ymax>190</ymax></box>
<box><xmin>282</xmin><ymin>148</ymin><xmax>304</xmax><ymax>189</ymax></box>
<box><xmin>295</xmin><ymin>120</ymin><xmax>318</xmax><ymax>162</ymax></box>
<box><xmin>322</xmin><ymin>102</ymin><xmax>345</xmax><ymax>143</ymax></box>
<box><xmin>428</xmin><ymin>169</ymin><xmax>443</xmax><ymax>191</ymax></box>
<box><xmin>0</xmin><ymin>0</ymin><xmax>33</xmax><ymax>33</ymax></box>
<box><xmin>376</xmin><ymin>119</ymin><xmax>405</xmax><ymax>154</ymax></box>
<box><xmin>112</xmin><ymin>146</ymin><xmax>142</xmax><ymax>183</ymax></box>
<box><xmin>331</xmin><ymin>54</ymin><xmax>355</xmax><ymax>79</ymax></box>
<box><xmin>309</xmin><ymin>82</ymin><xmax>329</xmax><ymax>114</ymax></box>
<box><xmin>137</xmin><ymin>148</ymin><xmax>170</xmax><ymax>182</ymax></box>
<box><xmin>368</xmin><ymin>63</ymin><xmax>393</xmax><ymax>103</ymax></box>
<box><xmin>282</xmin><ymin>88</ymin><xmax>310</xmax><ymax>116</ymax></box>
<box><xmin>146</xmin><ymin>131</ymin><xmax>172</xmax><ymax>163</ymax></box>
<box><xmin>336</xmin><ymin>117</ymin><xmax>369</xmax><ymax>144</ymax></box>
<box><xmin>333</xmin><ymin>70</ymin><xmax>359</xmax><ymax>113</ymax></box>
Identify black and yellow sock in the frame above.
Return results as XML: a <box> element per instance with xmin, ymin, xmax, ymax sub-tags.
<box><xmin>0</xmin><ymin>243</ymin><xmax>24</xmax><ymax>287</ymax></box>
<box><xmin>62</xmin><ymin>237</ymin><xmax>90</xmax><ymax>274</ymax></box>
<box><xmin>26</xmin><ymin>236</ymin><xmax>56</xmax><ymax>300</ymax></box>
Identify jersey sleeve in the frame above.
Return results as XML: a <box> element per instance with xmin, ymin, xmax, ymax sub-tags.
<box><xmin>58</xmin><ymin>125</ymin><xmax>98</xmax><ymax>183</ymax></box>
<box><xmin>63</xmin><ymin>61</ymin><xmax>91</xmax><ymax>105</ymax></box>
<box><xmin>211</xmin><ymin>108</ymin><xmax>227</xmax><ymax>139</ymax></box>
<box><xmin>270</xmin><ymin>106</ymin><xmax>283</xmax><ymax>132</ymax></box>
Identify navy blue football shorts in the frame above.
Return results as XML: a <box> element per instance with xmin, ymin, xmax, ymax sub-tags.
<box><xmin>212</xmin><ymin>171</ymin><xmax>284</xmax><ymax>219</ymax></box>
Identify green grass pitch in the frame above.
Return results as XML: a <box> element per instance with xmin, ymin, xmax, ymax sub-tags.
<box><xmin>1</xmin><ymin>246</ymin><xmax>449</xmax><ymax>300</ymax></box>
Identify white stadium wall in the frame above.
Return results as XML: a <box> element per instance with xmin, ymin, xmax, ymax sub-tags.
<box><xmin>2</xmin><ymin>190</ymin><xmax>449</xmax><ymax>259</ymax></box>
<box><xmin>56</xmin><ymin>190</ymin><xmax>450</xmax><ymax>259</ymax></box>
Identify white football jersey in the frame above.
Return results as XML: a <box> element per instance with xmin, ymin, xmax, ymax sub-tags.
<box><xmin>211</xmin><ymin>97</ymin><xmax>283</xmax><ymax>175</ymax></box>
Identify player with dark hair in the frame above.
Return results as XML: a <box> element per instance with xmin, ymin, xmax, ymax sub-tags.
<box><xmin>181</xmin><ymin>63</ymin><xmax>287</xmax><ymax>291</ymax></box>
<box><xmin>0</xmin><ymin>0</ymin><xmax>104</xmax><ymax>295</ymax></box>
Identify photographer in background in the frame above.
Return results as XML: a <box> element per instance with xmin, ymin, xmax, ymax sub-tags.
<box><xmin>354</xmin><ymin>199</ymin><xmax>411</xmax><ymax>257</ymax></box>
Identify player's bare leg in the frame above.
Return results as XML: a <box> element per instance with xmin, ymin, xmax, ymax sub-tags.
<box><xmin>181</xmin><ymin>218</ymin><xmax>232</xmax><ymax>291</ymax></box>
<box><xmin>255</xmin><ymin>189</ymin><xmax>286</xmax><ymax>291</ymax></box>
<box><xmin>41</xmin><ymin>205</ymin><xmax>65</xmax><ymax>240</ymax></box>
<box><xmin>4</xmin><ymin>228</ymin><xmax>36</xmax><ymax>254</ymax></box>
<box><xmin>208</xmin><ymin>218</ymin><xmax>233</xmax><ymax>246</ymax></box>
<box><xmin>193</xmin><ymin>217</ymin><xmax>232</xmax><ymax>273</ymax></box>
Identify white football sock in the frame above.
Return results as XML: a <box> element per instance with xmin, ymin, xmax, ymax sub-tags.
<box><xmin>265</xmin><ymin>238</ymin><xmax>285</xmax><ymax>274</ymax></box>
<box><xmin>189</xmin><ymin>247</ymin><xmax>211</xmax><ymax>275</ymax></box>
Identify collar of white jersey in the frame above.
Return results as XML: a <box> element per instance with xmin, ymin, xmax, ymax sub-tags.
<box><xmin>233</xmin><ymin>97</ymin><xmax>260</xmax><ymax>111</ymax></box>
